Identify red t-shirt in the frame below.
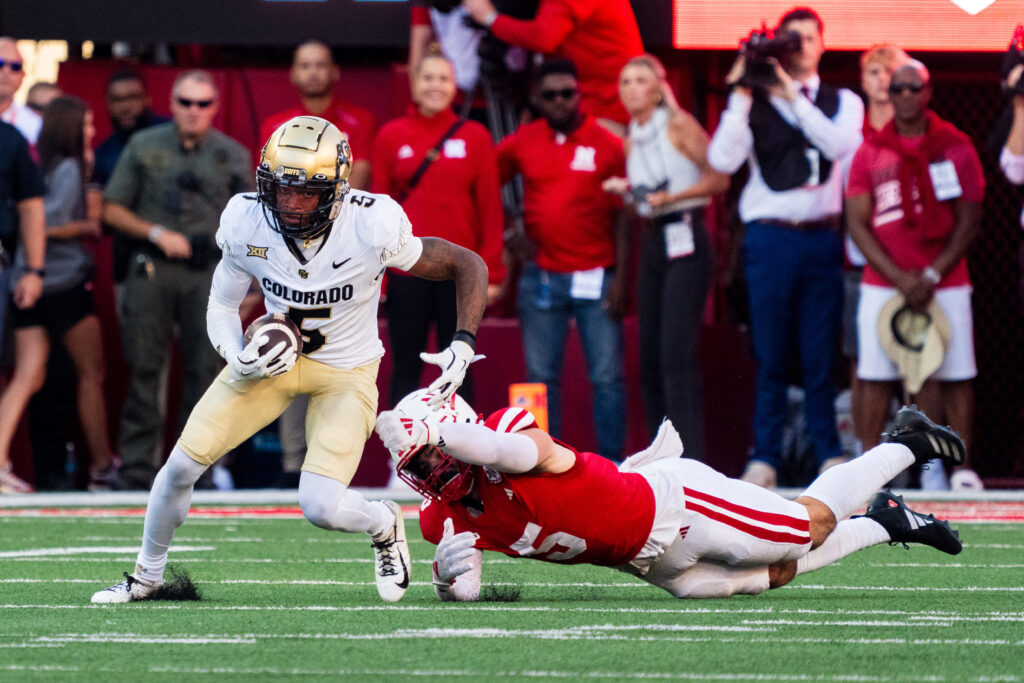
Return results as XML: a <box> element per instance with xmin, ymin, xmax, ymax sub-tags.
<box><xmin>846</xmin><ymin>131</ymin><xmax>984</xmax><ymax>288</ymax></box>
<box><xmin>419</xmin><ymin>407</ymin><xmax>656</xmax><ymax>567</ymax></box>
<box><xmin>372</xmin><ymin>107</ymin><xmax>505</xmax><ymax>283</ymax></box>
<box><xmin>491</xmin><ymin>0</ymin><xmax>643</xmax><ymax>124</ymax></box>
<box><xmin>496</xmin><ymin>116</ymin><xmax>625</xmax><ymax>273</ymax></box>
<box><xmin>260</xmin><ymin>98</ymin><xmax>377</xmax><ymax>164</ymax></box>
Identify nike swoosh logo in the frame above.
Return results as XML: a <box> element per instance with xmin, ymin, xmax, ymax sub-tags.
<box><xmin>396</xmin><ymin>555</ymin><xmax>410</xmax><ymax>590</ymax></box>
<box><xmin>333</xmin><ymin>258</ymin><xmax>351</xmax><ymax>269</ymax></box>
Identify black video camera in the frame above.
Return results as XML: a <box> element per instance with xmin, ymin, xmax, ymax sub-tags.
<box><xmin>1001</xmin><ymin>25</ymin><xmax>1024</xmax><ymax>96</ymax></box>
<box><xmin>739</xmin><ymin>25</ymin><xmax>802</xmax><ymax>88</ymax></box>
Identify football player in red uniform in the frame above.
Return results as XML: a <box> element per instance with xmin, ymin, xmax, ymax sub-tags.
<box><xmin>376</xmin><ymin>391</ymin><xmax>965</xmax><ymax>600</ymax></box>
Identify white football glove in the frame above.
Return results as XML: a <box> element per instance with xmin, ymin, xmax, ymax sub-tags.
<box><xmin>419</xmin><ymin>340</ymin><xmax>485</xmax><ymax>407</ymax></box>
<box><xmin>950</xmin><ymin>467</ymin><xmax>984</xmax><ymax>491</ymax></box>
<box><xmin>433</xmin><ymin>517</ymin><xmax>480</xmax><ymax>601</ymax></box>
<box><xmin>374</xmin><ymin>409</ymin><xmax>440</xmax><ymax>455</ymax></box>
<box><xmin>227</xmin><ymin>334</ymin><xmax>297</xmax><ymax>382</ymax></box>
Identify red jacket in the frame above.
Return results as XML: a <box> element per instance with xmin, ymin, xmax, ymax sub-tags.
<box><xmin>373</xmin><ymin>107</ymin><xmax>505</xmax><ymax>283</ymax></box>
<box><xmin>491</xmin><ymin>0</ymin><xmax>643</xmax><ymax>124</ymax></box>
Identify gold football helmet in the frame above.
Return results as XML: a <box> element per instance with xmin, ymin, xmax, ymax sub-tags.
<box><xmin>256</xmin><ymin>116</ymin><xmax>352</xmax><ymax>239</ymax></box>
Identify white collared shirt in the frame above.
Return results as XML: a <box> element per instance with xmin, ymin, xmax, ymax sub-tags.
<box><xmin>0</xmin><ymin>102</ymin><xmax>42</xmax><ymax>145</ymax></box>
<box><xmin>708</xmin><ymin>74</ymin><xmax>864</xmax><ymax>223</ymax></box>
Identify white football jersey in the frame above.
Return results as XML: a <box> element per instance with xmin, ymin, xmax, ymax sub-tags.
<box><xmin>214</xmin><ymin>190</ymin><xmax>423</xmax><ymax>369</ymax></box>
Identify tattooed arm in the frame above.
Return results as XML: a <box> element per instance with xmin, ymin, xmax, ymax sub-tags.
<box><xmin>406</xmin><ymin>237</ymin><xmax>489</xmax><ymax>335</ymax></box>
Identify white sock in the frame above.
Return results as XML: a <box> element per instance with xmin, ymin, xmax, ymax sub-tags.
<box><xmin>298</xmin><ymin>471</ymin><xmax>391</xmax><ymax>536</ymax></box>
<box><xmin>802</xmin><ymin>443</ymin><xmax>914</xmax><ymax>522</ymax></box>
<box><xmin>796</xmin><ymin>517</ymin><xmax>890</xmax><ymax>576</ymax></box>
<box><xmin>135</xmin><ymin>446</ymin><xmax>208</xmax><ymax>583</ymax></box>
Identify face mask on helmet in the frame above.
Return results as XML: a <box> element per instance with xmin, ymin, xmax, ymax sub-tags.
<box><xmin>389</xmin><ymin>389</ymin><xmax>479</xmax><ymax>503</ymax></box>
<box><xmin>257</xmin><ymin>116</ymin><xmax>351</xmax><ymax>239</ymax></box>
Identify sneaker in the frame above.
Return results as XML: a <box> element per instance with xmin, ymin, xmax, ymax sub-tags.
<box><xmin>371</xmin><ymin>500</ymin><xmax>411</xmax><ymax>602</ymax></box>
<box><xmin>857</xmin><ymin>490</ymin><xmax>962</xmax><ymax>555</ymax></box>
<box><xmin>90</xmin><ymin>572</ymin><xmax>162</xmax><ymax>603</ymax></box>
<box><xmin>881</xmin><ymin>405</ymin><xmax>965</xmax><ymax>467</ymax></box>
<box><xmin>741</xmin><ymin>460</ymin><xmax>777</xmax><ymax>488</ymax></box>
<box><xmin>0</xmin><ymin>464</ymin><xmax>34</xmax><ymax>494</ymax></box>
<box><xmin>88</xmin><ymin>455</ymin><xmax>122</xmax><ymax>492</ymax></box>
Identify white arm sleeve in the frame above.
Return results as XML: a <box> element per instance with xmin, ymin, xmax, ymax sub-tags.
<box><xmin>436</xmin><ymin>422</ymin><xmax>539</xmax><ymax>473</ymax></box>
<box><xmin>792</xmin><ymin>89</ymin><xmax>864</xmax><ymax>161</ymax></box>
<box><xmin>206</xmin><ymin>256</ymin><xmax>253</xmax><ymax>361</ymax></box>
<box><xmin>707</xmin><ymin>91</ymin><xmax>754</xmax><ymax>174</ymax></box>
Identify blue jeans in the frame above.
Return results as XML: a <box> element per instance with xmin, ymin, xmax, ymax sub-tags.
<box><xmin>743</xmin><ymin>221</ymin><xmax>843</xmax><ymax>468</ymax></box>
<box><xmin>517</xmin><ymin>262</ymin><xmax>626</xmax><ymax>461</ymax></box>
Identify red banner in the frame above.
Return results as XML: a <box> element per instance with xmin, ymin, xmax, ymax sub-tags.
<box><xmin>673</xmin><ymin>0</ymin><xmax>1020</xmax><ymax>51</ymax></box>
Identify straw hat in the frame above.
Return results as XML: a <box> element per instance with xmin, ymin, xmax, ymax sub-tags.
<box><xmin>877</xmin><ymin>294</ymin><xmax>952</xmax><ymax>394</ymax></box>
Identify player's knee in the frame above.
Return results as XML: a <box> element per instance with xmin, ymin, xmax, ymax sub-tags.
<box><xmin>768</xmin><ymin>560</ymin><xmax>798</xmax><ymax>589</ymax></box>
<box><xmin>162</xmin><ymin>447</ymin><xmax>208</xmax><ymax>489</ymax></box>
<box><xmin>660</xmin><ymin>563</ymin><xmax>770</xmax><ymax>599</ymax></box>
<box><xmin>796</xmin><ymin>496</ymin><xmax>837</xmax><ymax>548</ymax></box>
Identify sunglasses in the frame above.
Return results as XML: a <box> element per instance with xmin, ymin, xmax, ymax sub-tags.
<box><xmin>539</xmin><ymin>88</ymin><xmax>578</xmax><ymax>102</ymax></box>
<box><xmin>889</xmin><ymin>83</ymin><xmax>924</xmax><ymax>95</ymax></box>
<box><xmin>175</xmin><ymin>97</ymin><xmax>214</xmax><ymax>109</ymax></box>
<box><xmin>0</xmin><ymin>58</ymin><xmax>24</xmax><ymax>73</ymax></box>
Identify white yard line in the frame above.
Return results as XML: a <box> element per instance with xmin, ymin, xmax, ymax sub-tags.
<box><xmin>0</xmin><ymin>546</ymin><xmax>213</xmax><ymax>558</ymax></box>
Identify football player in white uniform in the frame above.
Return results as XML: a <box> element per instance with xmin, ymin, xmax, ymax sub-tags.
<box><xmin>91</xmin><ymin>116</ymin><xmax>489</xmax><ymax>604</ymax></box>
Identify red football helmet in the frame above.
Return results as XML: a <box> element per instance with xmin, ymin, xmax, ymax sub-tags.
<box><xmin>390</xmin><ymin>389</ymin><xmax>479</xmax><ymax>503</ymax></box>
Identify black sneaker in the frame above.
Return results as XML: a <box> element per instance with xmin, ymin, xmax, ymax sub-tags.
<box><xmin>858</xmin><ymin>490</ymin><xmax>962</xmax><ymax>555</ymax></box>
<box><xmin>881</xmin><ymin>405</ymin><xmax>965</xmax><ymax>467</ymax></box>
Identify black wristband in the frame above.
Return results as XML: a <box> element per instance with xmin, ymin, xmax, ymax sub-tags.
<box><xmin>452</xmin><ymin>329</ymin><xmax>476</xmax><ymax>351</ymax></box>
<box><xmin>25</xmin><ymin>267</ymin><xmax>45</xmax><ymax>278</ymax></box>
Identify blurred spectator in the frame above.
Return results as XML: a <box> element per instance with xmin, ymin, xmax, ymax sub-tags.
<box><xmin>999</xmin><ymin>64</ymin><xmax>1024</xmax><ymax>311</ymax></box>
<box><xmin>603</xmin><ymin>55</ymin><xmax>729</xmax><ymax>462</ymax></box>
<box><xmin>373</xmin><ymin>52</ymin><xmax>505</xmax><ymax>408</ymax></box>
<box><xmin>410</xmin><ymin>1</ymin><xmax>483</xmax><ymax>95</ymax></box>
<box><xmin>260</xmin><ymin>40</ymin><xmax>376</xmax><ymax>191</ymax></box>
<box><xmin>0</xmin><ymin>97</ymin><xmax>120</xmax><ymax>493</ymax></box>
<box><xmin>708</xmin><ymin>7</ymin><xmax>864</xmax><ymax>488</ymax></box>
<box><xmin>0</xmin><ymin>123</ymin><xmax>46</xmax><ymax>493</ymax></box>
<box><xmin>846</xmin><ymin>60</ymin><xmax>985</xmax><ymax>491</ymax></box>
<box><xmin>462</xmin><ymin>0</ymin><xmax>643</xmax><ymax>127</ymax></box>
<box><xmin>93</xmin><ymin>69</ymin><xmax>169</xmax><ymax>186</ymax></box>
<box><xmin>496</xmin><ymin>59</ymin><xmax>628</xmax><ymax>461</ymax></box>
<box><xmin>25</xmin><ymin>82</ymin><xmax>61</xmax><ymax>115</ymax></box>
<box><xmin>843</xmin><ymin>45</ymin><xmax>910</xmax><ymax>459</ymax></box>
<box><xmin>102</xmin><ymin>70</ymin><xmax>252</xmax><ymax>489</ymax></box>
<box><xmin>0</xmin><ymin>37</ymin><xmax>41</xmax><ymax>145</ymax></box>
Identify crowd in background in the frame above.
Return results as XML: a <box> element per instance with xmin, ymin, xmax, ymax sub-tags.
<box><xmin>0</xmin><ymin>0</ymin><xmax>1017</xmax><ymax>495</ymax></box>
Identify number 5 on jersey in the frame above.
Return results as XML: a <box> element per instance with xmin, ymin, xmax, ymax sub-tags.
<box><xmin>509</xmin><ymin>523</ymin><xmax>587</xmax><ymax>561</ymax></box>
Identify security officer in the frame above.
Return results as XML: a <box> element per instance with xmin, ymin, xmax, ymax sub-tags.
<box><xmin>102</xmin><ymin>69</ymin><xmax>252</xmax><ymax>489</ymax></box>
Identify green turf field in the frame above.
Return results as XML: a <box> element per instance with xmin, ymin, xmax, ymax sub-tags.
<box><xmin>1</xmin><ymin>510</ymin><xmax>1021</xmax><ymax>681</ymax></box>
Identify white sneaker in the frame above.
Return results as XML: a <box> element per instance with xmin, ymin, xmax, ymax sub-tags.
<box><xmin>371</xmin><ymin>500</ymin><xmax>411</xmax><ymax>603</ymax></box>
<box><xmin>91</xmin><ymin>572</ymin><xmax>162</xmax><ymax>603</ymax></box>
<box><xmin>0</xmin><ymin>464</ymin><xmax>34</xmax><ymax>494</ymax></box>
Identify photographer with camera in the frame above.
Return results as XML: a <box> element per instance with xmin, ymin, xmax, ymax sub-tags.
<box><xmin>102</xmin><ymin>70</ymin><xmax>252</xmax><ymax>490</ymax></box>
<box><xmin>461</xmin><ymin>0</ymin><xmax>643</xmax><ymax>128</ymax></box>
<box><xmin>707</xmin><ymin>7</ymin><xmax>864</xmax><ymax>488</ymax></box>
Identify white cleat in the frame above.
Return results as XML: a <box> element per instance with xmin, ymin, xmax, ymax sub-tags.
<box><xmin>91</xmin><ymin>573</ymin><xmax>162</xmax><ymax>603</ymax></box>
<box><xmin>371</xmin><ymin>500</ymin><xmax>411</xmax><ymax>603</ymax></box>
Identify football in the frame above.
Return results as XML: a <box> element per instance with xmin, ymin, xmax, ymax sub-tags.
<box><xmin>243</xmin><ymin>312</ymin><xmax>303</xmax><ymax>359</ymax></box>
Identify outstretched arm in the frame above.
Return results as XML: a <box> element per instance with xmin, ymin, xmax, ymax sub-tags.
<box><xmin>406</xmin><ymin>236</ymin><xmax>488</xmax><ymax>335</ymax></box>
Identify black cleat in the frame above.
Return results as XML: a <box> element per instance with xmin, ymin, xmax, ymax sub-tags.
<box><xmin>858</xmin><ymin>490</ymin><xmax>962</xmax><ymax>555</ymax></box>
<box><xmin>881</xmin><ymin>404</ymin><xmax>965</xmax><ymax>467</ymax></box>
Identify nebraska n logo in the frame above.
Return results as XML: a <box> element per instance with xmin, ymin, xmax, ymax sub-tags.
<box><xmin>247</xmin><ymin>245</ymin><xmax>269</xmax><ymax>259</ymax></box>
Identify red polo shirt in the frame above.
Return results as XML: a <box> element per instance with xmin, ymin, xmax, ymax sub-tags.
<box><xmin>372</xmin><ymin>107</ymin><xmax>505</xmax><ymax>283</ymax></box>
<box><xmin>260</xmin><ymin>98</ymin><xmax>377</xmax><ymax>162</ymax></box>
<box><xmin>496</xmin><ymin>115</ymin><xmax>624</xmax><ymax>273</ymax></box>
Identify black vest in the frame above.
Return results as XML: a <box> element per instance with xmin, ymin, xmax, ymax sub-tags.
<box><xmin>749</xmin><ymin>84</ymin><xmax>840</xmax><ymax>192</ymax></box>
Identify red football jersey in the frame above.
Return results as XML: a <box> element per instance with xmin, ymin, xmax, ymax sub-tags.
<box><xmin>419</xmin><ymin>408</ymin><xmax>656</xmax><ymax>567</ymax></box>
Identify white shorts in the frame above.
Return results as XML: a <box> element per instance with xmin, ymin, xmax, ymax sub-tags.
<box><xmin>857</xmin><ymin>284</ymin><xmax>976</xmax><ymax>382</ymax></box>
<box><xmin>631</xmin><ymin>458</ymin><xmax>812</xmax><ymax>581</ymax></box>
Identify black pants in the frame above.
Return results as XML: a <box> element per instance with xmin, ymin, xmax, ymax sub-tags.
<box><xmin>385</xmin><ymin>276</ymin><xmax>473</xmax><ymax>409</ymax></box>
<box><xmin>636</xmin><ymin>210</ymin><xmax>714</xmax><ymax>462</ymax></box>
